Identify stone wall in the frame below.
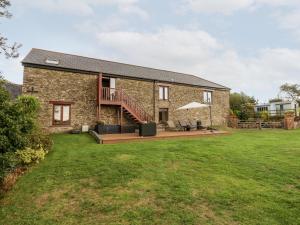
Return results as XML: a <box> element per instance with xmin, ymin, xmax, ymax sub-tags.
<box><xmin>154</xmin><ymin>83</ymin><xmax>229</xmax><ymax>126</ymax></box>
<box><xmin>115</xmin><ymin>79</ymin><xmax>230</xmax><ymax>127</ymax></box>
<box><xmin>23</xmin><ymin>66</ymin><xmax>230</xmax><ymax>132</ymax></box>
<box><xmin>23</xmin><ymin>67</ymin><xmax>98</xmax><ymax>133</ymax></box>
<box><xmin>100</xmin><ymin>105</ymin><xmax>132</xmax><ymax>126</ymax></box>
<box><xmin>116</xmin><ymin>78</ymin><xmax>155</xmax><ymax>120</ymax></box>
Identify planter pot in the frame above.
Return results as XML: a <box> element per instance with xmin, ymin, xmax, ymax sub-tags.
<box><xmin>139</xmin><ymin>122</ymin><xmax>157</xmax><ymax>137</ymax></box>
<box><xmin>121</xmin><ymin>125</ymin><xmax>137</xmax><ymax>133</ymax></box>
<box><xmin>95</xmin><ymin>124</ymin><xmax>105</xmax><ymax>134</ymax></box>
<box><xmin>95</xmin><ymin>125</ymin><xmax>121</xmax><ymax>134</ymax></box>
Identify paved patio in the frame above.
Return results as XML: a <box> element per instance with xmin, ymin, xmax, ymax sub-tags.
<box><xmin>101</xmin><ymin>130</ymin><xmax>230</xmax><ymax>144</ymax></box>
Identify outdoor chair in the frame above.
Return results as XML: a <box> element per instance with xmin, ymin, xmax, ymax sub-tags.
<box><xmin>166</xmin><ymin>120</ymin><xmax>184</xmax><ymax>131</ymax></box>
<box><xmin>178</xmin><ymin>120</ymin><xmax>190</xmax><ymax>131</ymax></box>
<box><xmin>187</xmin><ymin>120</ymin><xmax>198</xmax><ymax>130</ymax></box>
<box><xmin>190</xmin><ymin>120</ymin><xmax>206</xmax><ymax>130</ymax></box>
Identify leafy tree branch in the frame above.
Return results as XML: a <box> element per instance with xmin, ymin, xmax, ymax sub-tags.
<box><xmin>280</xmin><ymin>83</ymin><xmax>300</xmax><ymax>103</ymax></box>
<box><xmin>0</xmin><ymin>0</ymin><xmax>21</xmax><ymax>59</ymax></box>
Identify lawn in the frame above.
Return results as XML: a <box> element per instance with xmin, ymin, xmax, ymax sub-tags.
<box><xmin>1</xmin><ymin>130</ymin><xmax>300</xmax><ymax>225</ymax></box>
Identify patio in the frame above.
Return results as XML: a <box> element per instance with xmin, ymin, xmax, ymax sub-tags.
<box><xmin>100</xmin><ymin>130</ymin><xmax>229</xmax><ymax>144</ymax></box>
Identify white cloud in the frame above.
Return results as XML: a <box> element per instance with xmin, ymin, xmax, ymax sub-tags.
<box><xmin>75</xmin><ymin>15</ymin><xmax>127</xmax><ymax>33</ymax></box>
<box><xmin>0</xmin><ymin>57</ymin><xmax>24</xmax><ymax>85</ymax></box>
<box><xmin>14</xmin><ymin>0</ymin><xmax>148</xmax><ymax>18</ymax></box>
<box><xmin>95</xmin><ymin>28</ymin><xmax>300</xmax><ymax>101</ymax></box>
<box><xmin>97</xmin><ymin>28</ymin><xmax>222</xmax><ymax>64</ymax></box>
<box><xmin>120</xmin><ymin>4</ymin><xmax>148</xmax><ymax>19</ymax></box>
<box><xmin>182</xmin><ymin>0</ymin><xmax>300</xmax><ymax>14</ymax></box>
<box><xmin>274</xmin><ymin>10</ymin><xmax>300</xmax><ymax>41</ymax></box>
<box><xmin>182</xmin><ymin>0</ymin><xmax>253</xmax><ymax>15</ymax></box>
<box><xmin>181</xmin><ymin>0</ymin><xmax>300</xmax><ymax>43</ymax></box>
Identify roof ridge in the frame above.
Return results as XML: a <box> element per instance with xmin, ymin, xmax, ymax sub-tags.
<box><xmin>25</xmin><ymin>48</ymin><xmax>230</xmax><ymax>90</ymax></box>
<box><xmin>30</xmin><ymin>48</ymin><xmax>227</xmax><ymax>88</ymax></box>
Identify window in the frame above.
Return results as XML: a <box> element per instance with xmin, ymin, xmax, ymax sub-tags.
<box><xmin>203</xmin><ymin>91</ymin><xmax>212</xmax><ymax>104</ymax></box>
<box><xmin>159</xmin><ymin>86</ymin><xmax>169</xmax><ymax>100</ymax></box>
<box><xmin>45</xmin><ymin>58</ymin><xmax>59</xmax><ymax>65</ymax></box>
<box><xmin>159</xmin><ymin>108</ymin><xmax>169</xmax><ymax>123</ymax></box>
<box><xmin>53</xmin><ymin>104</ymin><xmax>71</xmax><ymax>125</ymax></box>
<box><xmin>257</xmin><ymin>106</ymin><xmax>268</xmax><ymax>112</ymax></box>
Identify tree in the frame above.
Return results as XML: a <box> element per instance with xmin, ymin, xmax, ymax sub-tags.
<box><xmin>230</xmin><ymin>92</ymin><xmax>257</xmax><ymax>120</ymax></box>
<box><xmin>280</xmin><ymin>83</ymin><xmax>300</xmax><ymax>103</ymax></box>
<box><xmin>0</xmin><ymin>0</ymin><xmax>21</xmax><ymax>59</ymax></box>
<box><xmin>230</xmin><ymin>92</ymin><xmax>256</xmax><ymax>111</ymax></box>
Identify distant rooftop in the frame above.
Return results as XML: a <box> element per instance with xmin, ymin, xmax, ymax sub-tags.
<box><xmin>22</xmin><ymin>48</ymin><xmax>229</xmax><ymax>90</ymax></box>
<box><xmin>256</xmin><ymin>99</ymin><xmax>296</xmax><ymax>107</ymax></box>
<box><xmin>3</xmin><ymin>81</ymin><xmax>22</xmax><ymax>99</ymax></box>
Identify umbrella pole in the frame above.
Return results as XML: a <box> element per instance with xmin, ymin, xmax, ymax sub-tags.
<box><xmin>209</xmin><ymin>105</ymin><xmax>213</xmax><ymax>132</ymax></box>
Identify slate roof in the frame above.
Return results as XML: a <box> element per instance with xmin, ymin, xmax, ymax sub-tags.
<box><xmin>22</xmin><ymin>48</ymin><xmax>229</xmax><ymax>90</ymax></box>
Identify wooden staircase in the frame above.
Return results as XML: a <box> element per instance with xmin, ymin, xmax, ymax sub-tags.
<box><xmin>99</xmin><ymin>87</ymin><xmax>152</xmax><ymax>124</ymax></box>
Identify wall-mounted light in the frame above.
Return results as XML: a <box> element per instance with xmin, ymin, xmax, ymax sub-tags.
<box><xmin>27</xmin><ymin>86</ymin><xmax>38</xmax><ymax>94</ymax></box>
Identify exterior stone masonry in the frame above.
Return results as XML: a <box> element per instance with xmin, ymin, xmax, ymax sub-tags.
<box><xmin>23</xmin><ymin>67</ymin><xmax>98</xmax><ymax>133</ymax></box>
<box><xmin>156</xmin><ymin>83</ymin><xmax>230</xmax><ymax>127</ymax></box>
<box><xmin>23</xmin><ymin>66</ymin><xmax>230</xmax><ymax>133</ymax></box>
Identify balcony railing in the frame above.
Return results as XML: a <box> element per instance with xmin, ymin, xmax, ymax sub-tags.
<box><xmin>100</xmin><ymin>87</ymin><xmax>152</xmax><ymax>123</ymax></box>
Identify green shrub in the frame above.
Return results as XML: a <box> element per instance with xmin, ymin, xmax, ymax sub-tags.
<box><xmin>97</xmin><ymin>121</ymin><xmax>105</xmax><ymax>125</ymax></box>
<box><xmin>16</xmin><ymin>148</ymin><xmax>46</xmax><ymax>165</ymax></box>
<box><xmin>0</xmin><ymin>152</ymin><xmax>20</xmax><ymax>183</ymax></box>
<box><xmin>234</xmin><ymin>110</ymin><xmax>249</xmax><ymax>120</ymax></box>
<box><xmin>0</xmin><ymin>89</ymin><xmax>40</xmax><ymax>153</ymax></box>
<box><xmin>27</xmin><ymin>130</ymin><xmax>53</xmax><ymax>151</ymax></box>
<box><xmin>259</xmin><ymin>111</ymin><xmax>269</xmax><ymax>121</ymax></box>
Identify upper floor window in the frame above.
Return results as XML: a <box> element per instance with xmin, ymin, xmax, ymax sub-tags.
<box><xmin>203</xmin><ymin>91</ymin><xmax>213</xmax><ymax>104</ymax></box>
<box><xmin>159</xmin><ymin>86</ymin><xmax>169</xmax><ymax>100</ymax></box>
<box><xmin>53</xmin><ymin>104</ymin><xmax>71</xmax><ymax>126</ymax></box>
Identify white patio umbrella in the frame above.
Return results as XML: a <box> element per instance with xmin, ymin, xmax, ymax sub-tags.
<box><xmin>176</xmin><ymin>101</ymin><xmax>213</xmax><ymax>129</ymax></box>
<box><xmin>176</xmin><ymin>102</ymin><xmax>209</xmax><ymax>110</ymax></box>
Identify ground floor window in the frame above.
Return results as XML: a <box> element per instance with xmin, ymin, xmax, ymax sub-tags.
<box><xmin>53</xmin><ymin>104</ymin><xmax>71</xmax><ymax>125</ymax></box>
<box><xmin>257</xmin><ymin>106</ymin><xmax>268</xmax><ymax>112</ymax></box>
<box><xmin>159</xmin><ymin>108</ymin><xmax>169</xmax><ymax>123</ymax></box>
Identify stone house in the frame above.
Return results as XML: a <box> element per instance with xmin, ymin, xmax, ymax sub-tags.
<box><xmin>22</xmin><ymin>48</ymin><xmax>230</xmax><ymax>133</ymax></box>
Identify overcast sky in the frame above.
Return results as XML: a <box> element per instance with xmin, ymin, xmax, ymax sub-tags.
<box><xmin>1</xmin><ymin>0</ymin><xmax>300</xmax><ymax>102</ymax></box>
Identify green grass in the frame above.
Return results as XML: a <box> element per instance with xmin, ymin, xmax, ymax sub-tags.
<box><xmin>1</xmin><ymin>130</ymin><xmax>300</xmax><ymax>225</ymax></box>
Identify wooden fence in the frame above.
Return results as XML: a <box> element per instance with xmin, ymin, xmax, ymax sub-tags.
<box><xmin>237</xmin><ymin>120</ymin><xmax>283</xmax><ymax>129</ymax></box>
<box><xmin>227</xmin><ymin>114</ymin><xmax>300</xmax><ymax>129</ymax></box>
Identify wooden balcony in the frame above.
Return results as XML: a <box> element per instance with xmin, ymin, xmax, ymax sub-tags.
<box><xmin>100</xmin><ymin>87</ymin><xmax>122</xmax><ymax>105</ymax></box>
<box><xmin>98</xmin><ymin>87</ymin><xmax>152</xmax><ymax>123</ymax></box>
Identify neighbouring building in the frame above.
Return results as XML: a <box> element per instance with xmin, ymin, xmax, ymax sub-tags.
<box><xmin>3</xmin><ymin>81</ymin><xmax>22</xmax><ymax>99</ymax></box>
<box><xmin>255</xmin><ymin>99</ymin><xmax>299</xmax><ymax>116</ymax></box>
<box><xmin>22</xmin><ymin>48</ymin><xmax>230</xmax><ymax>133</ymax></box>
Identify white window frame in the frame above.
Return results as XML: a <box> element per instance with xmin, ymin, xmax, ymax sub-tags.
<box><xmin>203</xmin><ymin>91</ymin><xmax>213</xmax><ymax>104</ymax></box>
<box><xmin>53</xmin><ymin>104</ymin><xmax>71</xmax><ymax>126</ymax></box>
<box><xmin>159</xmin><ymin>86</ymin><xmax>169</xmax><ymax>100</ymax></box>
